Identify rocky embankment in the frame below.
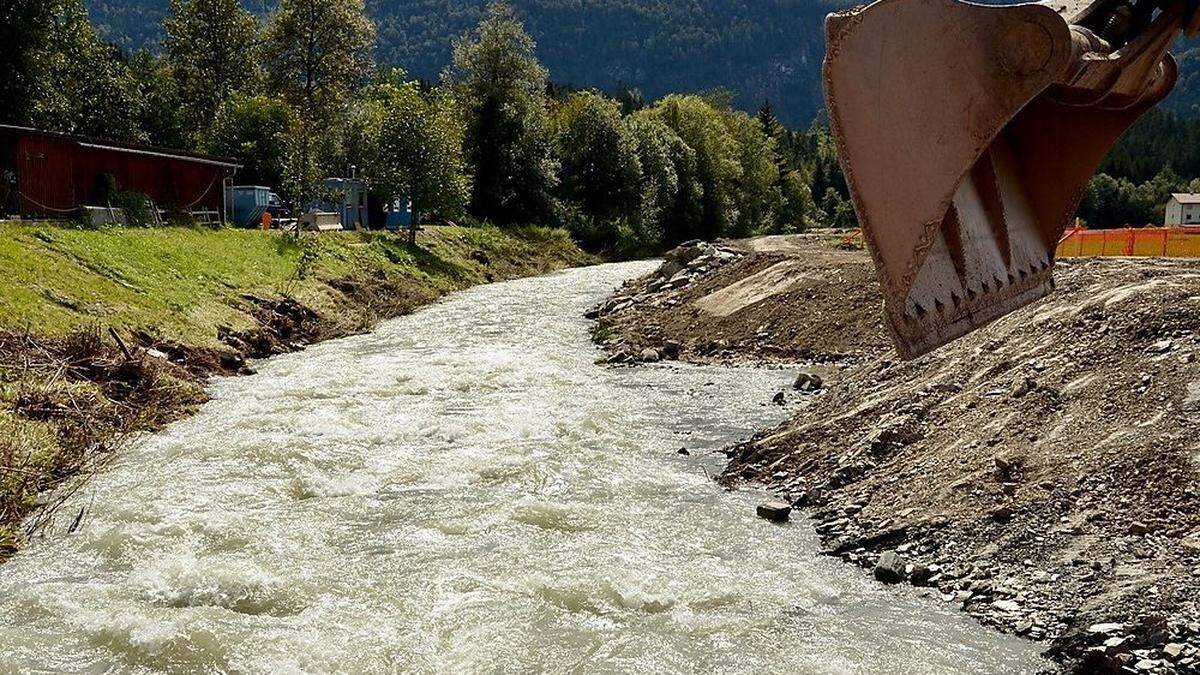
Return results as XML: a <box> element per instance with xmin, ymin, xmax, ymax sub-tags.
<box><xmin>593</xmin><ymin>236</ymin><xmax>1200</xmax><ymax>674</ymax></box>
<box><xmin>590</xmin><ymin>236</ymin><xmax>890</xmax><ymax>365</ymax></box>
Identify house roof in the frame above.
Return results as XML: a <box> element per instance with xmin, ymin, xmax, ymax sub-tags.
<box><xmin>1171</xmin><ymin>193</ymin><xmax>1200</xmax><ymax>205</ymax></box>
<box><xmin>0</xmin><ymin>124</ymin><xmax>241</xmax><ymax>169</ymax></box>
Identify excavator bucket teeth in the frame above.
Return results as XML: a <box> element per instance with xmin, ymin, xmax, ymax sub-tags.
<box><xmin>825</xmin><ymin>0</ymin><xmax>1182</xmax><ymax>359</ymax></box>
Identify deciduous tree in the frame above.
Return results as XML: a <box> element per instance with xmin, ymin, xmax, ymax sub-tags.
<box><xmin>647</xmin><ymin>95</ymin><xmax>742</xmax><ymax>240</ymax></box>
<box><xmin>627</xmin><ymin>116</ymin><xmax>682</xmax><ymax>248</ymax></box>
<box><xmin>263</xmin><ymin>0</ymin><xmax>375</xmax><ymax>123</ymax></box>
<box><xmin>445</xmin><ymin>1</ymin><xmax>557</xmax><ymax>225</ymax></box>
<box><xmin>200</xmin><ymin>94</ymin><xmax>293</xmax><ymax>189</ymax></box>
<box><xmin>28</xmin><ymin>1</ymin><xmax>143</xmax><ymax>141</ymax></box>
<box><xmin>164</xmin><ymin>0</ymin><xmax>261</xmax><ymax>138</ymax></box>
<box><xmin>552</xmin><ymin>92</ymin><xmax>641</xmax><ymax>226</ymax></box>
<box><xmin>368</xmin><ymin>76</ymin><xmax>472</xmax><ymax>224</ymax></box>
<box><xmin>722</xmin><ymin>108</ymin><xmax>780</xmax><ymax>236</ymax></box>
<box><xmin>128</xmin><ymin>51</ymin><xmax>187</xmax><ymax>149</ymax></box>
<box><xmin>0</xmin><ymin>1</ymin><xmax>55</xmax><ymax>125</ymax></box>
<box><xmin>263</xmin><ymin>0</ymin><xmax>375</xmax><ymax>204</ymax></box>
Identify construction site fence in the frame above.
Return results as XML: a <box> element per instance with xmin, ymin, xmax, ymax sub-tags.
<box><xmin>1056</xmin><ymin>227</ymin><xmax>1200</xmax><ymax>259</ymax></box>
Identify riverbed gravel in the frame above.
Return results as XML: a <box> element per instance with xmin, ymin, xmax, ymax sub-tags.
<box><xmin>594</xmin><ymin>235</ymin><xmax>1200</xmax><ymax>673</ymax></box>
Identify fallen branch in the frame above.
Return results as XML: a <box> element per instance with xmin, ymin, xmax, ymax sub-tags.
<box><xmin>107</xmin><ymin>327</ymin><xmax>134</xmax><ymax>362</ymax></box>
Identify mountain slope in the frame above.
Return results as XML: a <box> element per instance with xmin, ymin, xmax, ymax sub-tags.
<box><xmin>85</xmin><ymin>0</ymin><xmax>1200</xmax><ymax>126</ymax></box>
<box><xmin>87</xmin><ymin>0</ymin><xmax>843</xmax><ymax>126</ymax></box>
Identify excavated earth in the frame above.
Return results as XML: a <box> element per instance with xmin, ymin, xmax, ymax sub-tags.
<box><xmin>590</xmin><ymin>234</ymin><xmax>891</xmax><ymax>365</ymax></box>
<box><xmin>592</xmin><ymin>235</ymin><xmax>1200</xmax><ymax>674</ymax></box>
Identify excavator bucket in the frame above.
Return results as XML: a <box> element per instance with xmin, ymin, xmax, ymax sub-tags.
<box><xmin>825</xmin><ymin>0</ymin><xmax>1197</xmax><ymax>359</ymax></box>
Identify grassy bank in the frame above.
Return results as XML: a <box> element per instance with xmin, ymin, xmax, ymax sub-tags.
<box><xmin>0</xmin><ymin>223</ymin><xmax>588</xmax><ymax>344</ymax></box>
<box><xmin>0</xmin><ymin>222</ymin><xmax>591</xmax><ymax>556</ymax></box>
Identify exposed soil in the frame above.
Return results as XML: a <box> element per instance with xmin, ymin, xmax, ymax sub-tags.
<box><xmin>591</xmin><ymin>235</ymin><xmax>890</xmax><ymax>365</ymax></box>
<box><xmin>0</xmin><ymin>327</ymin><xmax>210</xmax><ymax>553</ymax></box>
<box><xmin>594</xmin><ymin>235</ymin><xmax>1200</xmax><ymax>673</ymax></box>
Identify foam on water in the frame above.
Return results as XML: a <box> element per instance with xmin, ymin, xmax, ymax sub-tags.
<box><xmin>0</xmin><ymin>262</ymin><xmax>1046</xmax><ymax>673</ymax></box>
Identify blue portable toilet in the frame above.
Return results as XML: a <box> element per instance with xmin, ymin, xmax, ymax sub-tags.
<box><xmin>226</xmin><ymin>186</ymin><xmax>271</xmax><ymax>228</ymax></box>
<box><xmin>384</xmin><ymin>196</ymin><xmax>413</xmax><ymax>231</ymax></box>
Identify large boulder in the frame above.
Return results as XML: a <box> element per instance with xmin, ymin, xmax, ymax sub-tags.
<box><xmin>657</xmin><ymin>259</ymin><xmax>685</xmax><ymax>280</ymax></box>
<box><xmin>666</xmin><ymin>241</ymin><xmax>707</xmax><ymax>265</ymax></box>
<box><xmin>874</xmin><ymin>551</ymin><xmax>906</xmax><ymax>584</ymax></box>
<box><xmin>756</xmin><ymin>501</ymin><xmax>792</xmax><ymax>523</ymax></box>
<box><xmin>793</xmin><ymin>372</ymin><xmax>824</xmax><ymax>392</ymax></box>
<box><xmin>661</xmin><ymin>341</ymin><xmax>682</xmax><ymax>359</ymax></box>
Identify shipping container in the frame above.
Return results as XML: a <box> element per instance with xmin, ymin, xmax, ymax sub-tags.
<box><xmin>0</xmin><ymin>125</ymin><xmax>240</xmax><ymax>220</ymax></box>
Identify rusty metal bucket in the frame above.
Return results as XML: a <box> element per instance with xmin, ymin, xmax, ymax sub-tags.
<box><xmin>825</xmin><ymin>0</ymin><xmax>1195</xmax><ymax>359</ymax></box>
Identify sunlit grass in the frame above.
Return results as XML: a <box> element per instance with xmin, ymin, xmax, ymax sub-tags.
<box><xmin>0</xmin><ymin>222</ymin><xmax>590</xmax><ymax>346</ymax></box>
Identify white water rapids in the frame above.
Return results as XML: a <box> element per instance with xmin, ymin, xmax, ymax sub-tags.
<box><xmin>0</xmin><ymin>262</ymin><xmax>1046</xmax><ymax>673</ymax></box>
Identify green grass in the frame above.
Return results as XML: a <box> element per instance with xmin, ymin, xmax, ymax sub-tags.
<box><xmin>0</xmin><ymin>222</ymin><xmax>591</xmax><ymax>345</ymax></box>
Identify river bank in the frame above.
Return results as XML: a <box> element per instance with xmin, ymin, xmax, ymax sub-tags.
<box><xmin>592</xmin><ymin>235</ymin><xmax>1200</xmax><ymax>673</ymax></box>
<box><xmin>0</xmin><ymin>222</ymin><xmax>591</xmax><ymax>558</ymax></box>
<box><xmin>0</xmin><ymin>261</ymin><xmax>1047</xmax><ymax>672</ymax></box>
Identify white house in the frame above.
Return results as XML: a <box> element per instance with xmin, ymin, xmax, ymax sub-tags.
<box><xmin>1165</xmin><ymin>194</ymin><xmax>1200</xmax><ymax>227</ymax></box>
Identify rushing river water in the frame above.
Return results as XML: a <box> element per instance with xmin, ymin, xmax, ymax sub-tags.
<box><xmin>0</xmin><ymin>262</ymin><xmax>1045</xmax><ymax>674</ymax></box>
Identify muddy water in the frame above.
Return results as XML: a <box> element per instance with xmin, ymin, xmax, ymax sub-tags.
<box><xmin>0</xmin><ymin>263</ymin><xmax>1045</xmax><ymax>673</ymax></box>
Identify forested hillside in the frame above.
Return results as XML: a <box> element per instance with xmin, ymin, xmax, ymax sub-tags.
<box><xmin>52</xmin><ymin>0</ymin><xmax>1200</xmax><ymax>231</ymax></box>
<box><xmin>86</xmin><ymin>0</ymin><xmax>842</xmax><ymax>125</ymax></box>
<box><xmin>86</xmin><ymin>0</ymin><xmax>1200</xmax><ymax>126</ymax></box>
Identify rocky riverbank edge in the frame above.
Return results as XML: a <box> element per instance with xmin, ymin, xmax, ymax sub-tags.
<box><xmin>589</xmin><ymin>237</ymin><xmax>1200</xmax><ymax>674</ymax></box>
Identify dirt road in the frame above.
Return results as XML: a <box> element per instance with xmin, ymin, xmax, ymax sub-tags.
<box><xmin>592</xmin><ymin>235</ymin><xmax>1200</xmax><ymax>673</ymax></box>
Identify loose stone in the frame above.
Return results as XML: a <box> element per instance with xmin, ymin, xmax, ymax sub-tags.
<box><xmin>757</xmin><ymin>501</ymin><xmax>792</xmax><ymax>523</ymax></box>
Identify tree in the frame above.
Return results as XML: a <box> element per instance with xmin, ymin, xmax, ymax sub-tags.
<box><xmin>647</xmin><ymin>94</ymin><xmax>742</xmax><ymax>240</ymax></box>
<box><xmin>777</xmin><ymin>170</ymin><xmax>814</xmax><ymax>233</ymax></box>
<box><xmin>1079</xmin><ymin>171</ymin><xmax>1169</xmax><ymax>229</ymax></box>
<box><xmin>445</xmin><ymin>1</ymin><xmax>558</xmax><ymax>225</ymax></box>
<box><xmin>757</xmin><ymin>99</ymin><xmax>785</xmax><ymax>140</ymax></box>
<box><xmin>552</xmin><ymin>92</ymin><xmax>642</xmax><ymax>226</ymax></box>
<box><xmin>369</xmin><ymin>77</ymin><xmax>472</xmax><ymax>225</ymax></box>
<box><xmin>627</xmin><ymin>116</ymin><xmax>684</xmax><ymax>248</ymax></box>
<box><xmin>832</xmin><ymin>194</ymin><xmax>859</xmax><ymax>229</ymax></box>
<box><xmin>722</xmin><ymin>108</ymin><xmax>780</xmax><ymax>236</ymax></box>
<box><xmin>263</xmin><ymin>0</ymin><xmax>375</xmax><ymax>205</ymax></box>
<box><xmin>820</xmin><ymin>188</ymin><xmax>845</xmax><ymax>226</ymax></box>
<box><xmin>551</xmin><ymin>91</ymin><xmax>643</xmax><ymax>251</ymax></box>
<box><xmin>630</xmin><ymin>109</ymin><xmax>705</xmax><ymax>247</ymax></box>
<box><xmin>164</xmin><ymin>0</ymin><xmax>261</xmax><ymax>138</ymax></box>
<box><xmin>263</xmin><ymin>0</ymin><xmax>375</xmax><ymax>123</ymax></box>
<box><xmin>0</xmin><ymin>1</ymin><xmax>56</xmax><ymax>125</ymax></box>
<box><xmin>27</xmin><ymin>1</ymin><xmax>143</xmax><ymax>141</ymax></box>
<box><xmin>279</xmin><ymin>121</ymin><xmax>324</xmax><ymax>208</ymax></box>
<box><xmin>200</xmin><ymin>94</ymin><xmax>293</xmax><ymax>189</ymax></box>
<box><xmin>128</xmin><ymin>51</ymin><xmax>187</xmax><ymax>148</ymax></box>
<box><xmin>615</xmin><ymin>85</ymin><xmax>647</xmax><ymax>116</ymax></box>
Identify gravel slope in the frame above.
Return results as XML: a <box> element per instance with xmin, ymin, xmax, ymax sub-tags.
<box><xmin>594</xmin><ymin>236</ymin><xmax>1200</xmax><ymax>673</ymax></box>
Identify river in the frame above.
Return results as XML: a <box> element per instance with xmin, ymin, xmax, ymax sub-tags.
<box><xmin>0</xmin><ymin>262</ymin><xmax>1045</xmax><ymax>673</ymax></box>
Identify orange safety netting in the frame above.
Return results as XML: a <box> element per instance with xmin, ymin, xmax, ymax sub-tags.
<box><xmin>1056</xmin><ymin>227</ymin><xmax>1200</xmax><ymax>259</ymax></box>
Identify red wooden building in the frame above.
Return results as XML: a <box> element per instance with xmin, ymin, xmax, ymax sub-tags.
<box><xmin>0</xmin><ymin>125</ymin><xmax>240</xmax><ymax>220</ymax></box>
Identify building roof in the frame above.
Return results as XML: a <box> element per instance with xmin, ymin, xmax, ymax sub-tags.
<box><xmin>1171</xmin><ymin>193</ymin><xmax>1200</xmax><ymax>205</ymax></box>
<box><xmin>0</xmin><ymin>124</ymin><xmax>241</xmax><ymax>169</ymax></box>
